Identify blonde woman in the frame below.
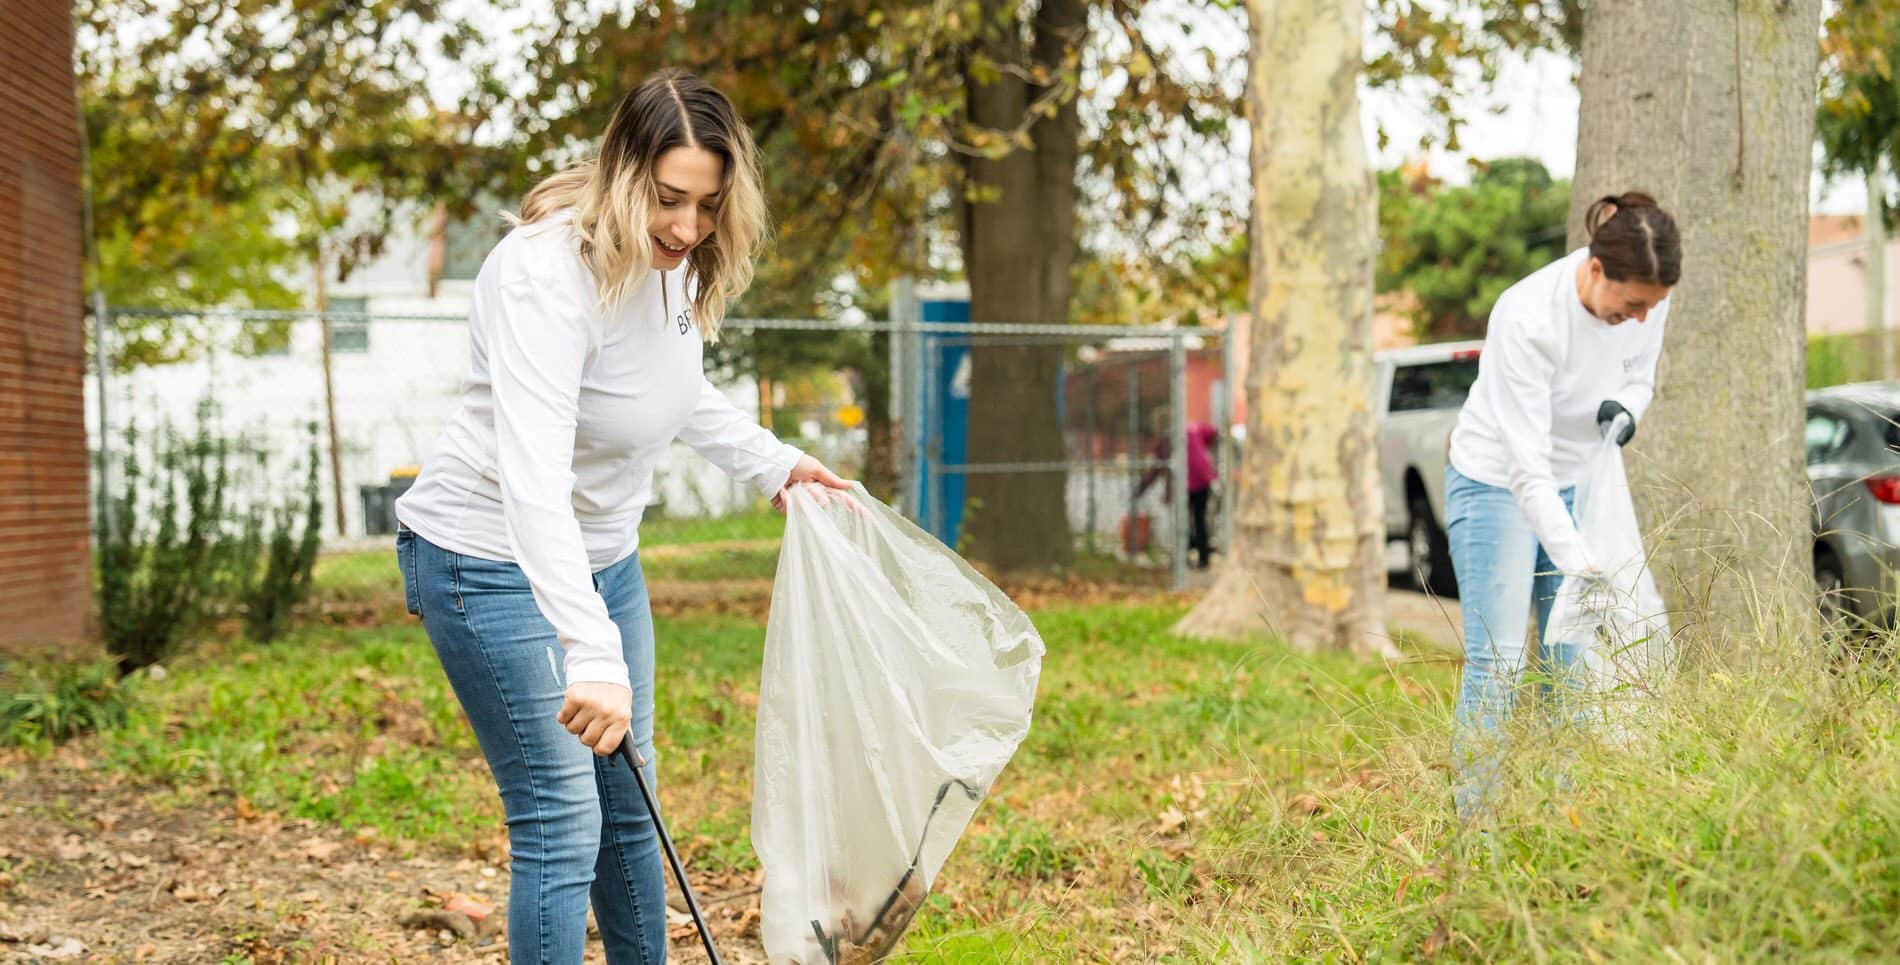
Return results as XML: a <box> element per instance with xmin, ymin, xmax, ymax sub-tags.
<box><xmin>394</xmin><ymin>70</ymin><xmax>848</xmax><ymax>963</ymax></box>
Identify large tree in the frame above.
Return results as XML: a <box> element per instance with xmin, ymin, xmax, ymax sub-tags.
<box><xmin>1816</xmin><ymin>0</ymin><xmax>1900</xmax><ymax>196</ymax></box>
<box><xmin>513</xmin><ymin>1</ymin><xmax>1235</xmax><ymax>571</ymax></box>
<box><xmin>1379</xmin><ymin>158</ymin><xmax>1572</xmax><ymax>341</ymax></box>
<box><xmin>85</xmin><ymin>0</ymin><xmax>1588</xmax><ymax>570</ymax></box>
<box><xmin>1815</xmin><ymin>0</ymin><xmax>1900</xmax><ymax>380</ymax></box>
<box><xmin>75</xmin><ymin>0</ymin><xmax>501</xmax><ymax>368</ymax></box>
<box><xmin>955</xmin><ymin>0</ymin><xmax>1086</xmax><ymax>569</ymax></box>
<box><xmin>1571</xmin><ymin>0</ymin><xmax>1822</xmax><ymax>654</ymax></box>
<box><xmin>1175</xmin><ymin>0</ymin><xmax>1393</xmax><ymax>657</ymax></box>
<box><xmin>511</xmin><ymin>1</ymin><xmax>1579</xmax><ymax>571</ymax></box>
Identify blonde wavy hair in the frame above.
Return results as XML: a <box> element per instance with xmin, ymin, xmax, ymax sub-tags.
<box><xmin>512</xmin><ymin>69</ymin><xmax>767</xmax><ymax>339</ymax></box>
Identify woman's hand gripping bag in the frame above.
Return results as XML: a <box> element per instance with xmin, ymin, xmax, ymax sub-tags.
<box><xmin>1545</xmin><ymin>440</ymin><xmax>1674</xmax><ymax>739</ymax></box>
<box><xmin>752</xmin><ymin>483</ymin><xmax>1043</xmax><ymax>964</ymax></box>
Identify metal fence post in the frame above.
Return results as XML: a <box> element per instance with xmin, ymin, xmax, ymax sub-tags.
<box><xmin>902</xmin><ymin>309</ymin><xmax>927</xmax><ymax>523</ymax></box>
<box><xmin>1084</xmin><ymin>366</ymin><xmax>1097</xmax><ymax>557</ymax></box>
<box><xmin>1169</xmin><ymin>336</ymin><xmax>1189</xmax><ymax>591</ymax></box>
<box><xmin>1126</xmin><ymin>362</ymin><xmax>1140</xmax><ymax>560</ymax></box>
<box><xmin>92</xmin><ymin>293</ymin><xmax>112</xmax><ymax>544</ymax></box>
<box><xmin>1220</xmin><ymin>324</ymin><xmax>1239</xmax><ymax>556</ymax></box>
<box><xmin>888</xmin><ymin>276</ymin><xmax>915</xmax><ymax>516</ymax></box>
<box><xmin>919</xmin><ymin>326</ymin><xmax>935</xmax><ymax>538</ymax></box>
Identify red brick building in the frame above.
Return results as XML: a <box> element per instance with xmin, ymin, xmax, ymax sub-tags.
<box><xmin>0</xmin><ymin>1</ymin><xmax>95</xmax><ymax>652</ymax></box>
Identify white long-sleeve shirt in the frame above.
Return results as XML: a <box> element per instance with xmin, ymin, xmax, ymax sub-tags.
<box><xmin>1448</xmin><ymin>247</ymin><xmax>1668</xmax><ymax>575</ymax></box>
<box><xmin>395</xmin><ymin>212</ymin><xmax>804</xmax><ymax>689</ymax></box>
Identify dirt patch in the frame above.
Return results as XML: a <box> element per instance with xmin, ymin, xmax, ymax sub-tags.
<box><xmin>0</xmin><ymin>757</ymin><xmax>767</xmax><ymax>964</ymax></box>
<box><xmin>641</xmin><ymin>572</ymin><xmax>1185</xmax><ymax>623</ymax></box>
<box><xmin>992</xmin><ymin>573</ymin><xmax>1181</xmax><ymax>611</ymax></box>
<box><xmin>647</xmin><ymin>580</ymin><xmax>776</xmax><ymax>621</ymax></box>
<box><xmin>638</xmin><ymin>539</ymin><xmax>779</xmax><ymax>561</ymax></box>
<box><xmin>1383</xmin><ymin>588</ymin><xmax>1463</xmax><ymax>653</ymax></box>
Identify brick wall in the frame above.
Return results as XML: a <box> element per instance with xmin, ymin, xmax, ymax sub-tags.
<box><xmin>0</xmin><ymin>1</ymin><xmax>95</xmax><ymax>653</ymax></box>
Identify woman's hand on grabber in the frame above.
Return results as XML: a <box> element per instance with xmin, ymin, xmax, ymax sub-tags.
<box><xmin>773</xmin><ymin>455</ymin><xmax>851</xmax><ymax>512</ymax></box>
<box><xmin>558</xmin><ymin>681</ymin><xmax>633</xmax><ymax>756</ymax></box>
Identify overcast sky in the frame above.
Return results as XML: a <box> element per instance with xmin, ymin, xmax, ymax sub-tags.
<box><xmin>129</xmin><ymin>1</ymin><xmax>1869</xmax><ymax>225</ymax></box>
<box><xmin>1365</xmin><ymin>45</ymin><xmax>1864</xmax><ymax>218</ymax></box>
<box><xmin>1137</xmin><ymin>4</ymin><xmax>1865</xmax><ymax>235</ymax></box>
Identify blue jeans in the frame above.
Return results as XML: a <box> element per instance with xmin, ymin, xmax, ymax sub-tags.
<box><xmin>1444</xmin><ymin>466</ymin><xmax>1584</xmax><ymax>821</ymax></box>
<box><xmin>396</xmin><ymin>527</ymin><xmax>666</xmax><ymax>965</ymax></box>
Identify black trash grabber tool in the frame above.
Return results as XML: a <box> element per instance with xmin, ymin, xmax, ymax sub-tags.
<box><xmin>612</xmin><ymin>741</ymin><xmax>723</xmax><ymax>965</ymax></box>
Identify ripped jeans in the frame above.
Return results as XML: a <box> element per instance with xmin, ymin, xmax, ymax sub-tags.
<box><xmin>396</xmin><ymin>527</ymin><xmax>666</xmax><ymax>965</ymax></box>
<box><xmin>1444</xmin><ymin>466</ymin><xmax>1584</xmax><ymax>823</ymax></box>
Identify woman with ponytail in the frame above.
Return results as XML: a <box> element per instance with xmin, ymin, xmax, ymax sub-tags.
<box><xmin>1444</xmin><ymin>191</ymin><xmax>1681</xmax><ymax>821</ymax></box>
<box><xmin>393</xmin><ymin>70</ymin><xmax>849</xmax><ymax>962</ymax></box>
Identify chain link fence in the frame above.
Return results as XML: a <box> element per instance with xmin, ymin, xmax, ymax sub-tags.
<box><xmin>89</xmin><ymin>305</ymin><xmax>1232</xmax><ymax>587</ymax></box>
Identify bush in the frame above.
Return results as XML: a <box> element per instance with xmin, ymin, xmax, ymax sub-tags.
<box><xmin>97</xmin><ymin>403</ymin><xmax>232</xmax><ymax>674</ymax></box>
<box><xmin>1809</xmin><ymin>330</ymin><xmax>1894</xmax><ymax>390</ymax></box>
<box><xmin>97</xmin><ymin>402</ymin><xmax>327</xmax><ymax>671</ymax></box>
<box><xmin>0</xmin><ymin>659</ymin><xmax>135</xmax><ymax>746</ymax></box>
<box><xmin>235</xmin><ymin>424</ymin><xmax>325</xmax><ymax>643</ymax></box>
<box><xmin>1809</xmin><ymin>332</ymin><xmax>1863</xmax><ymax>389</ymax></box>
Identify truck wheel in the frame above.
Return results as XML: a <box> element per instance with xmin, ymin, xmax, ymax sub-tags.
<box><xmin>1408</xmin><ymin>496</ymin><xmax>1458</xmax><ymax>598</ymax></box>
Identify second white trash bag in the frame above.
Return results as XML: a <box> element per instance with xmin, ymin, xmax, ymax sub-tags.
<box><xmin>1545</xmin><ymin>437</ymin><xmax>1673</xmax><ymax>732</ymax></box>
<box><xmin>752</xmin><ymin>483</ymin><xmax>1044</xmax><ymax>964</ymax></box>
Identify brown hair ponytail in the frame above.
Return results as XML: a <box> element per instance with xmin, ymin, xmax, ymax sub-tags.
<box><xmin>1583</xmin><ymin>191</ymin><xmax>1681</xmax><ymax>287</ymax></box>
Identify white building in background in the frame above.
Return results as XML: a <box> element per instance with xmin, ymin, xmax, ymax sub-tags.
<box><xmin>89</xmin><ymin>206</ymin><xmax>767</xmax><ymax>543</ymax></box>
<box><xmin>1810</xmin><ymin>214</ymin><xmax>1899</xmax><ymax>337</ymax></box>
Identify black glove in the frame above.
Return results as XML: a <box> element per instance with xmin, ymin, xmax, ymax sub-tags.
<box><xmin>1597</xmin><ymin>400</ymin><xmax>1636</xmax><ymax>447</ymax></box>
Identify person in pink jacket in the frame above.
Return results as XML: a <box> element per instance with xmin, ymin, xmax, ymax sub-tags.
<box><xmin>1136</xmin><ymin>414</ymin><xmax>1221</xmax><ymax>569</ymax></box>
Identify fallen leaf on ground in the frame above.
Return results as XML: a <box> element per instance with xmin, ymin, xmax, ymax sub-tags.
<box><xmin>55</xmin><ymin>836</ymin><xmax>88</xmax><ymax>862</ymax></box>
<box><xmin>1156</xmin><ymin>806</ymin><xmax>1188</xmax><ymax>836</ymax></box>
<box><xmin>1288</xmin><ymin>793</ymin><xmax>1327</xmax><ymax>816</ymax></box>
<box><xmin>299</xmin><ymin>837</ymin><xmax>343</xmax><ymax>863</ymax></box>
<box><xmin>399</xmin><ymin>909</ymin><xmax>475</xmax><ymax>940</ymax></box>
<box><xmin>26</xmin><ymin>936</ymin><xmax>86</xmax><ymax>959</ymax></box>
<box><xmin>444</xmin><ymin>894</ymin><xmax>496</xmax><ymax>920</ymax></box>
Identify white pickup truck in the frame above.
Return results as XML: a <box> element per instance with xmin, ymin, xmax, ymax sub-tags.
<box><xmin>1375</xmin><ymin>340</ymin><xmax>1483</xmax><ymax>596</ymax></box>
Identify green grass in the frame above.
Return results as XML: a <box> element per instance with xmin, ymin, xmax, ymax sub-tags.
<box><xmin>638</xmin><ymin>504</ymin><xmax>785</xmax><ymax>546</ymax></box>
<box><xmin>32</xmin><ymin>550</ymin><xmax>1458</xmax><ymax>959</ymax></box>
<box><xmin>639</xmin><ymin>546</ymin><xmax>783</xmax><ymax>583</ymax></box>
<box><xmin>90</xmin><ymin>625</ymin><xmax>492</xmax><ymax>849</ymax></box>
<box><xmin>312</xmin><ymin>549</ymin><xmax>400</xmax><ymax>601</ymax></box>
<box><xmin>1</xmin><ymin>657</ymin><xmax>134</xmax><ymax>746</ymax></box>
<box><xmin>46</xmin><ymin>532</ymin><xmax>1900</xmax><ymax>959</ymax></box>
<box><xmin>1173</xmin><ymin>639</ymin><xmax>1900</xmax><ymax>963</ymax></box>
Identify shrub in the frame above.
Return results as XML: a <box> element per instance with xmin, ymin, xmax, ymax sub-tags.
<box><xmin>97</xmin><ymin>402</ymin><xmax>231</xmax><ymax>674</ymax></box>
<box><xmin>236</xmin><ymin>423</ymin><xmax>325</xmax><ymax>643</ymax></box>
<box><xmin>0</xmin><ymin>659</ymin><xmax>134</xmax><ymax>746</ymax></box>
<box><xmin>97</xmin><ymin>402</ymin><xmax>327</xmax><ymax>670</ymax></box>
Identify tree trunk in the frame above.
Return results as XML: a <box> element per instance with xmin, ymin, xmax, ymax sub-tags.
<box><xmin>1570</xmin><ymin>0</ymin><xmax>1822</xmax><ymax>657</ymax></box>
<box><xmin>860</xmin><ymin>330</ymin><xmax>898</xmax><ymax>502</ymax></box>
<box><xmin>314</xmin><ymin>248</ymin><xmax>348</xmax><ymax>539</ymax></box>
<box><xmin>958</xmin><ymin>0</ymin><xmax>1082</xmax><ymax>572</ymax></box>
<box><xmin>1175</xmin><ymin>0</ymin><xmax>1391</xmax><ymax>657</ymax></box>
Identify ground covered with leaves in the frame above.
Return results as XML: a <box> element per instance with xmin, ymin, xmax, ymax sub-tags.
<box><xmin>5</xmin><ymin>509</ymin><xmax>1480</xmax><ymax>962</ymax></box>
<box><xmin>22</xmin><ymin>511</ymin><xmax>1899</xmax><ymax>961</ymax></box>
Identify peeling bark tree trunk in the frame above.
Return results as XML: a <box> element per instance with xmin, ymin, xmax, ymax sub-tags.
<box><xmin>1175</xmin><ymin>0</ymin><xmax>1390</xmax><ymax>657</ymax></box>
<box><xmin>1570</xmin><ymin>0</ymin><xmax>1822</xmax><ymax>657</ymax></box>
<box><xmin>958</xmin><ymin>0</ymin><xmax>1083</xmax><ymax>572</ymax></box>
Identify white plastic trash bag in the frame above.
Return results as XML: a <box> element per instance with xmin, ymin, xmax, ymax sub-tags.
<box><xmin>1546</xmin><ymin>438</ymin><xmax>1673</xmax><ymax>732</ymax></box>
<box><xmin>752</xmin><ymin>483</ymin><xmax>1044</xmax><ymax>964</ymax></box>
